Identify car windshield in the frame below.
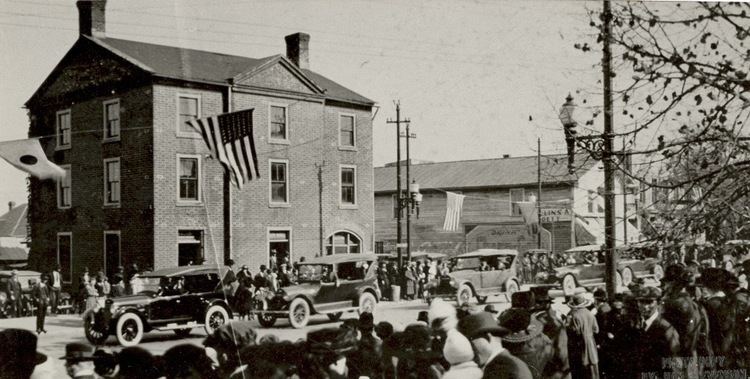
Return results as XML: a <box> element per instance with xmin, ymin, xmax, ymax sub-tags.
<box><xmin>138</xmin><ymin>276</ymin><xmax>162</xmax><ymax>293</ymax></box>
<box><xmin>297</xmin><ymin>264</ymin><xmax>329</xmax><ymax>282</ymax></box>
<box><xmin>454</xmin><ymin>257</ymin><xmax>481</xmax><ymax>271</ymax></box>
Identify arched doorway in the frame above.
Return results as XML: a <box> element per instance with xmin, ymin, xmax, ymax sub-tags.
<box><xmin>325</xmin><ymin>231</ymin><xmax>361</xmax><ymax>255</ymax></box>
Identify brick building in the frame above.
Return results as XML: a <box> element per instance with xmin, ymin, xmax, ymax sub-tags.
<box><xmin>25</xmin><ymin>0</ymin><xmax>375</xmax><ymax>288</ymax></box>
<box><xmin>374</xmin><ymin>154</ymin><xmax>641</xmax><ymax>257</ymax></box>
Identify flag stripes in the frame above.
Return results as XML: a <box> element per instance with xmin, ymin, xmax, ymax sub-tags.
<box><xmin>189</xmin><ymin>108</ymin><xmax>259</xmax><ymax>189</ymax></box>
<box><xmin>442</xmin><ymin>191</ymin><xmax>465</xmax><ymax>232</ymax></box>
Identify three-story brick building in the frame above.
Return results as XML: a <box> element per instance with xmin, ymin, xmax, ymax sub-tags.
<box><xmin>25</xmin><ymin>0</ymin><xmax>375</xmax><ymax>288</ymax></box>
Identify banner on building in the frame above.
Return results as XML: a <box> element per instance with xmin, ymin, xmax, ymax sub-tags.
<box><xmin>0</xmin><ymin>138</ymin><xmax>66</xmax><ymax>180</ymax></box>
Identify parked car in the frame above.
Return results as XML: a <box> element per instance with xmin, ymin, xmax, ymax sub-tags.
<box><xmin>427</xmin><ymin>249</ymin><xmax>521</xmax><ymax>306</ymax></box>
<box><xmin>254</xmin><ymin>254</ymin><xmax>380</xmax><ymax>329</ymax></box>
<box><xmin>83</xmin><ymin>264</ymin><xmax>234</xmax><ymax>347</ymax></box>
<box><xmin>0</xmin><ymin>270</ymin><xmax>47</xmax><ymax>317</ymax></box>
<box><xmin>546</xmin><ymin>244</ymin><xmax>664</xmax><ymax>295</ymax></box>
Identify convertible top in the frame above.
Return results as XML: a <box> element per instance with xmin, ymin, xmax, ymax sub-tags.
<box><xmin>301</xmin><ymin>254</ymin><xmax>379</xmax><ymax>265</ymax></box>
<box><xmin>456</xmin><ymin>249</ymin><xmax>518</xmax><ymax>258</ymax></box>
<box><xmin>140</xmin><ymin>264</ymin><xmax>229</xmax><ymax>278</ymax></box>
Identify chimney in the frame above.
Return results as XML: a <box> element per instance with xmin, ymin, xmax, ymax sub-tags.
<box><xmin>8</xmin><ymin>202</ymin><xmax>15</xmax><ymax>212</ymax></box>
<box><xmin>285</xmin><ymin>33</ymin><xmax>310</xmax><ymax>70</ymax></box>
<box><xmin>502</xmin><ymin>154</ymin><xmax>511</xmax><ymax>158</ymax></box>
<box><xmin>77</xmin><ymin>0</ymin><xmax>106</xmax><ymax>38</ymax></box>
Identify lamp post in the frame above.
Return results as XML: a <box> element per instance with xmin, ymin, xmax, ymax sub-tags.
<box><xmin>560</xmin><ymin>93</ymin><xmax>619</xmax><ymax>299</ymax></box>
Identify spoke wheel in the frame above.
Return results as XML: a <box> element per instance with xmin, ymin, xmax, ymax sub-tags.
<box><xmin>204</xmin><ymin>305</ymin><xmax>229</xmax><ymax>335</ymax></box>
<box><xmin>652</xmin><ymin>264</ymin><xmax>664</xmax><ymax>281</ymax></box>
<box><xmin>505</xmin><ymin>280</ymin><xmax>519</xmax><ymax>296</ymax></box>
<box><xmin>115</xmin><ymin>312</ymin><xmax>143</xmax><ymax>347</ymax></box>
<box><xmin>288</xmin><ymin>298</ymin><xmax>310</xmax><ymax>329</ymax></box>
<box><xmin>83</xmin><ymin>312</ymin><xmax>108</xmax><ymax>345</ymax></box>
<box><xmin>561</xmin><ymin>274</ymin><xmax>577</xmax><ymax>296</ymax></box>
<box><xmin>457</xmin><ymin>284</ymin><xmax>472</xmax><ymax>306</ymax></box>
<box><xmin>358</xmin><ymin>292</ymin><xmax>376</xmax><ymax>315</ymax></box>
<box><xmin>622</xmin><ymin>267</ymin><xmax>634</xmax><ymax>287</ymax></box>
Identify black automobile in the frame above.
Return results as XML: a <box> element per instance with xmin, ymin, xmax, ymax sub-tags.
<box><xmin>254</xmin><ymin>254</ymin><xmax>380</xmax><ymax>329</ymax></box>
<box><xmin>83</xmin><ymin>265</ymin><xmax>234</xmax><ymax>347</ymax></box>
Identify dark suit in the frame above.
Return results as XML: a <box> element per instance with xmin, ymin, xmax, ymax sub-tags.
<box><xmin>702</xmin><ymin>295</ymin><xmax>735</xmax><ymax>362</ymax></box>
<box><xmin>662</xmin><ymin>291</ymin><xmax>710</xmax><ymax>358</ymax></box>
<box><xmin>482</xmin><ymin>350</ymin><xmax>533</xmax><ymax>379</ymax></box>
<box><xmin>6</xmin><ymin>279</ymin><xmax>22</xmax><ymax>317</ymax></box>
<box><xmin>32</xmin><ymin>283</ymin><xmax>50</xmax><ymax>331</ymax></box>
<box><xmin>636</xmin><ymin>315</ymin><xmax>680</xmax><ymax>376</ymax></box>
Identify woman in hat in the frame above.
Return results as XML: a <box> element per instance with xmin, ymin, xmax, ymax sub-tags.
<box><xmin>531</xmin><ymin>287</ymin><xmax>570</xmax><ymax>379</ymax></box>
<box><xmin>498</xmin><ymin>308</ymin><xmax>553</xmax><ymax>379</ymax></box>
<box><xmin>566</xmin><ymin>293</ymin><xmax>599</xmax><ymax>379</ymax></box>
<box><xmin>299</xmin><ymin>327</ymin><xmax>358</xmax><ymax>379</ymax></box>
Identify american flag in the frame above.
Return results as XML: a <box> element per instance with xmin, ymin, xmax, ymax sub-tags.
<box><xmin>189</xmin><ymin>108</ymin><xmax>259</xmax><ymax>189</ymax></box>
<box><xmin>442</xmin><ymin>191</ymin><xmax>465</xmax><ymax>232</ymax></box>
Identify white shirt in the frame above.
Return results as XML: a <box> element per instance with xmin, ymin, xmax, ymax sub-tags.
<box><xmin>644</xmin><ymin>310</ymin><xmax>659</xmax><ymax>331</ymax></box>
<box><xmin>52</xmin><ymin>271</ymin><xmax>61</xmax><ymax>288</ymax></box>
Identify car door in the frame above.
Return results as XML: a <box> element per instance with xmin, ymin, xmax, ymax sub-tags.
<box><xmin>480</xmin><ymin>256</ymin><xmax>503</xmax><ymax>291</ymax></box>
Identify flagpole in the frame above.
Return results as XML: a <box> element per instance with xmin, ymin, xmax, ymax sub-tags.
<box><xmin>222</xmin><ymin>85</ymin><xmax>233</xmax><ymax>265</ymax></box>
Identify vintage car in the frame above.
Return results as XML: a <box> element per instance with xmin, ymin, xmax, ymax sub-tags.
<box><xmin>0</xmin><ymin>270</ymin><xmax>40</xmax><ymax>317</ymax></box>
<box><xmin>427</xmin><ymin>249</ymin><xmax>520</xmax><ymax>306</ymax></box>
<box><xmin>544</xmin><ymin>244</ymin><xmax>664</xmax><ymax>295</ymax></box>
<box><xmin>83</xmin><ymin>264</ymin><xmax>234</xmax><ymax>347</ymax></box>
<box><xmin>254</xmin><ymin>254</ymin><xmax>380</xmax><ymax>329</ymax></box>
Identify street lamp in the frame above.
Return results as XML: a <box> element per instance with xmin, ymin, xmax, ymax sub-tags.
<box><xmin>559</xmin><ymin>93</ymin><xmax>619</xmax><ymax>298</ymax></box>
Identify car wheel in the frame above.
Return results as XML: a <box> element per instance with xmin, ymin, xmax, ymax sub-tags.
<box><xmin>652</xmin><ymin>264</ymin><xmax>664</xmax><ymax>281</ymax></box>
<box><xmin>358</xmin><ymin>293</ymin><xmax>377</xmax><ymax>315</ymax></box>
<box><xmin>561</xmin><ymin>274</ymin><xmax>577</xmax><ymax>296</ymax></box>
<box><xmin>505</xmin><ymin>280</ymin><xmax>519</xmax><ymax>296</ymax></box>
<box><xmin>204</xmin><ymin>305</ymin><xmax>229</xmax><ymax>335</ymax></box>
<box><xmin>622</xmin><ymin>267</ymin><xmax>634</xmax><ymax>286</ymax></box>
<box><xmin>288</xmin><ymin>298</ymin><xmax>310</xmax><ymax>329</ymax></box>
<box><xmin>615</xmin><ymin>271</ymin><xmax>623</xmax><ymax>288</ymax></box>
<box><xmin>83</xmin><ymin>312</ymin><xmax>108</xmax><ymax>345</ymax></box>
<box><xmin>457</xmin><ymin>284</ymin><xmax>472</xmax><ymax>306</ymax></box>
<box><xmin>327</xmin><ymin>312</ymin><xmax>343</xmax><ymax>321</ymax></box>
<box><xmin>174</xmin><ymin>328</ymin><xmax>192</xmax><ymax>338</ymax></box>
<box><xmin>116</xmin><ymin>312</ymin><xmax>144</xmax><ymax>347</ymax></box>
<box><xmin>476</xmin><ymin>296</ymin><xmax>488</xmax><ymax>304</ymax></box>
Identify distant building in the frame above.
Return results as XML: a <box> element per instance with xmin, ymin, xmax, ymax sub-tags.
<box><xmin>26</xmin><ymin>0</ymin><xmax>375</xmax><ymax>288</ymax></box>
<box><xmin>0</xmin><ymin>202</ymin><xmax>29</xmax><ymax>268</ymax></box>
<box><xmin>374</xmin><ymin>154</ymin><xmax>641</xmax><ymax>256</ymax></box>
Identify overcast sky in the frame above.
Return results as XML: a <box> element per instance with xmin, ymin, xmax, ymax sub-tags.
<box><xmin>0</xmin><ymin>0</ymin><xmax>604</xmax><ymax>207</ymax></box>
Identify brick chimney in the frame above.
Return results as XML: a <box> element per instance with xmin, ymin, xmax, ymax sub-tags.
<box><xmin>8</xmin><ymin>201</ymin><xmax>15</xmax><ymax>212</ymax></box>
<box><xmin>77</xmin><ymin>0</ymin><xmax>106</xmax><ymax>38</ymax></box>
<box><xmin>285</xmin><ymin>33</ymin><xmax>310</xmax><ymax>70</ymax></box>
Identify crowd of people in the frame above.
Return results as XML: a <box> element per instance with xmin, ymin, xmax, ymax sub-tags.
<box><xmin>3</xmin><ymin>259</ymin><xmax>747</xmax><ymax>378</ymax></box>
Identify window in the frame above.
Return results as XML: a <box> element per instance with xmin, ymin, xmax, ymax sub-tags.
<box><xmin>104</xmin><ymin>158</ymin><xmax>120</xmax><ymax>206</ymax></box>
<box><xmin>56</xmin><ymin>109</ymin><xmax>71</xmax><ymax>149</ymax></box>
<box><xmin>325</xmin><ymin>231</ymin><xmax>360</xmax><ymax>255</ymax></box>
<box><xmin>104</xmin><ymin>231</ymin><xmax>120</xmax><ymax>277</ymax></box>
<box><xmin>268</xmin><ymin>230</ymin><xmax>291</xmax><ymax>268</ymax></box>
<box><xmin>57</xmin><ymin>165</ymin><xmax>71</xmax><ymax>209</ymax></box>
<box><xmin>340</xmin><ymin>166</ymin><xmax>356</xmax><ymax>206</ymax></box>
<box><xmin>177</xmin><ymin>230</ymin><xmax>203</xmax><ymax>266</ymax></box>
<box><xmin>103</xmin><ymin>99</ymin><xmax>120</xmax><ymax>141</ymax></box>
<box><xmin>57</xmin><ymin>232</ymin><xmax>72</xmax><ymax>283</ymax></box>
<box><xmin>510</xmin><ymin>188</ymin><xmax>525</xmax><ymax>216</ymax></box>
<box><xmin>178</xmin><ymin>155</ymin><xmax>201</xmax><ymax>202</ymax></box>
<box><xmin>339</xmin><ymin>114</ymin><xmax>355</xmax><ymax>148</ymax></box>
<box><xmin>270</xmin><ymin>160</ymin><xmax>288</xmax><ymax>204</ymax></box>
<box><xmin>177</xmin><ymin>95</ymin><xmax>200</xmax><ymax>137</ymax></box>
<box><xmin>269</xmin><ymin>105</ymin><xmax>287</xmax><ymax>141</ymax></box>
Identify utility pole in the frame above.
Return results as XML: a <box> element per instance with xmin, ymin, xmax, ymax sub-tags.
<box><xmin>387</xmin><ymin>102</ymin><xmax>410</xmax><ymax>279</ymax></box>
<box><xmin>602</xmin><ymin>0</ymin><xmax>618</xmax><ymax>299</ymax></box>
<box><xmin>537</xmin><ymin>137</ymin><xmax>542</xmax><ymax>249</ymax></box>
<box><xmin>316</xmin><ymin>162</ymin><xmax>325</xmax><ymax>255</ymax></box>
<box><xmin>622</xmin><ymin>138</ymin><xmax>628</xmax><ymax>244</ymax></box>
<box><xmin>404</xmin><ymin>121</ymin><xmax>416</xmax><ymax>263</ymax></box>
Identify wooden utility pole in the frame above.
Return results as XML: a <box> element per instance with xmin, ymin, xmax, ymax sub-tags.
<box><xmin>537</xmin><ymin>137</ymin><xmax>542</xmax><ymax>249</ymax></box>
<box><xmin>387</xmin><ymin>102</ymin><xmax>410</xmax><ymax>278</ymax></box>
<box><xmin>602</xmin><ymin>0</ymin><xmax>618</xmax><ymax>299</ymax></box>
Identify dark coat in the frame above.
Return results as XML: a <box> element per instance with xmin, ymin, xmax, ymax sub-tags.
<box><xmin>597</xmin><ymin>307</ymin><xmax>640</xmax><ymax>379</ymax></box>
<box><xmin>702</xmin><ymin>295</ymin><xmax>735</xmax><ymax>360</ymax></box>
<box><xmin>482</xmin><ymin>350</ymin><xmax>533</xmax><ymax>379</ymax></box>
<box><xmin>404</xmin><ymin>268</ymin><xmax>417</xmax><ymax>296</ymax></box>
<box><xmin>662</xmin><ymin>291</ymin><xmax>711</xmax><ymax>358</ymax></box>
<box><xmin>636</xmin><ymin>315</ymin><xmax>680</xmax><ymax>375</ymax></box>
<box><xmin>32</xmin><ymin>283</ymin><xmax>50</xmax><ymax>304</ymax></box>
<box><xmin>502</xmin><ymin>332</ymin><xmax>553</xmax><ymax>379</ymax></box>
<box><xmin>6</xmin><ymin>279</ymin><xmax>21</xmax><ymax>299</ymax></box>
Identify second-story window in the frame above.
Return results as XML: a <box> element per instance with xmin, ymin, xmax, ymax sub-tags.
<box><xmin>509</xmin><ymin>188</ymin><xmax>525</xmax><ymax>216</ymax></box>
<box><xmin>341</xmin><ymin>166</ymin><xmax>356</xmax><ymax>205</ymax></box>
<box><xmin>57</xmin><ymin>165</ymin><xmax>71</xmax><ymax>209</ymax></box>
<box><xmin>270</xmin><ymin>105</ymin><xmax>287</xmax><ymax>141</ymax></box>
<box><xmin>178</xmin><ymin>95</ymin><xmax>200</xmax><ymax>137</ymax></box>
<box><xmin>104</xmin><ymin>158</ymin><xmax>120</xmax><ymax>206</ymax></box>
<box><xmin>270</xmin><ymin>161</ymin><xmax>288</xmax><ymax>204</ymax></box>
<box><xmin>56</xmin><ymin>110</ymin><xmax>71</xmax><ymax>149</ymax></box>
<box><xmin>103</xmin><ymin>100</ymin><xmax>120</xmax><ymax>141</ymax></box>
<box><xmin>339</xmin><ymin>114</ymin><xmax>355</xmax><ymax>147</ymax></box>
<box><xmin>178</xmin><ymin>156</ymin><xmax>200</xmax><ymax>202</ymax></box>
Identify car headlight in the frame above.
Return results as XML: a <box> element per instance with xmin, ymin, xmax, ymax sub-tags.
<box><xmin>536</xmin><ymin>272</ymin><xmax>549</xmax><ymax>280</ymax></box>
<box><xmin>449</xmin><ymin>279</ymin><xmax>457</xmax><ymax>287</ymax></box>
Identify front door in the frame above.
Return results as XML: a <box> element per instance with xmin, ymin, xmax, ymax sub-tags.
<box><xmin>104</xmin><ymin>232</ymin><xmax>120</xmax><ymax>279</ymax></box>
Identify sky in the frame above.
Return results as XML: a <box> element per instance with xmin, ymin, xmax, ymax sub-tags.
<box><xmin>0</xmin><ymin>0</ymin><xmax>605</xmax><ymax>207</ymax></box>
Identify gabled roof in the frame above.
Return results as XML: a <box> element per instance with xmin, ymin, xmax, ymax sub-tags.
<box><xmin>0</xmin><ymin>204</ymin><xmax>27</xmax><ymax>238</ymax></box>
<box><xmin>374</xmin><ymin>154</ymin><xmax>597</xmax><ymax>192</ymax></box>
<box><xmin>29</xmin><ymin>36</ymin><xmax>374</xmax><ymax>106</ymax></box>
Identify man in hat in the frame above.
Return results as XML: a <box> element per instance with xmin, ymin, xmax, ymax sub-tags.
<box><xmin>203</xmin><ymin>321</ymin><xmax>257</xmax><ymax>377</ymax></box>
<box><xmin>60</xmin><ymin>342</ymin><xmax>97</xmax><ymax>378</ymax></box>
<box><xmin>660</xmin><ymin>264</ymin><xmax>711</xmax><ymax>360</ymax></box>
<box><xmin>633</xmin><ymin>286</ymin><xmax>680</xmax><ymax>377</ymax></box>
<box><xmin>566</xmin><ymin>293</ymin><xmax>599</xmax><ymax>379</ymax></box>
<box><xmin>497</xmin><ymin>308</ymin><xmax>553</xmax><ymax>379</ymax></box>
<box><xmin>0</xmin><ymin>329</ymin><xmax>47</xmax><ymax>379</ymax></box>
<box><xmin>457</xmin><ymin>311</ymin><xmax>532</xmax><ymax>378</ymax></box>
<box><xmin>304</xmin><ymin>327</ymin><xmax>358</xmax><ymax>378</ymax></box>
<box><xmin>597</xmin><ymin>292</ymin><xmax>639</xmax><ymax>379</ymax></box>
<box><xmin>348</xmin><ymin>312</ymin><xmax>383</xmax><ymax>379</ymax></box>
<box><xmin>699</xmin><ymin>267</ymin><xmax>735</xmax><ymax>360</ymax></box>
<box><xmin>50</xmin><ymin>264</ymin><xmax>62</xmax><ymax>314</ymax></box>
<box><xmin>530</xmin><ymin>286</ymin><xmax>570</xmax><ymax>379</ymax></box>
<box><xmin>32</xmin><ymin>273</ymin><xmax>51</xmax><ymax>334</ymax></box>
<box><xmin>6</xmin><ymin>269</ymin><xmax>23</xmax><ymax>317</ymax></box>
<box><xmin>733</xmin><ymin>260</ymin><xmax>750</xmax><ymax>367</ymax></box>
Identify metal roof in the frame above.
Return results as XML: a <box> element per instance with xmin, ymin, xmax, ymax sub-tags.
<box><xmin>302</xmin><ymin>254</ymin><xmax>379</xmax><ymax>265</ymax></box>
<box><xmin>140</xmin><ymin>264</ymin><xmax>228</xmax><ymax>278</ymax></box>
<box><xmin>565</xmin><ymin>245</ymin><xmax>602</xmax><ymax>253</ymax></box>
<box><xmin>0</xmin><ymin>204</ymin><xmax>27</xmax><ymax>238</ymax></box>
<box><xmin>374</xmin><ymin>154</ymin><xmax>596</xmax><ymax>192</ymax></box>
<box><xmin>456</xmin><ymin>249</ymin><xmax>519</xmax><ymax>258</ymax></box>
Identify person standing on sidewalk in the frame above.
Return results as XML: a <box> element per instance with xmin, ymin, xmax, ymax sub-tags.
<box><xmin>7</xmin><ymin>270</ymin><xmax>23</xmax><ymax>317</ymax></box>
<box><xmin>32</xmin><ymin>274</ymin><xmax>50</xmax><ymax>334</ymax></box>
<box><xmin>49</xmin><ymin>265</ymin><xmax>62</xmax><ymax>315</ymax></box>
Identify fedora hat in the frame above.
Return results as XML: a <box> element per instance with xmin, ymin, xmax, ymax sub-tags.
<box><xmin>457</xmin><ymin>311</ymin><xmax>510</xmax><ymax>339</ymax></box>
<box><xmin>484</xmin><ymin>304</ymin><xmax>499</xmax><ymax>314</ymax></box>
<box><xmin>498</xmin><ymin>308</ymin><xmax>542</xmax><ymax>343</ymax></box>
<box><xmin>60</xmin><ymin>342</ymin><xmax>96</xmax><ymax>361</ymax></box>
<box><xmin>567</xmin><ymin>293</ymin><xmax>593</xmax><ymax>309</ymax></box>
<box><xmin>358</xmin><ymin>312</ymin><xmax>375</xmax><ymax>330</ymax></box>
<box><xmin>633</xmin><ymin>286</ymin><xmax>662</xmax><ymax>300</ymax></box>
<box><xmin>510</xmin><ymin>291</ymin><xmax>536</xmax><ymax>309</ymax></box>
<box><xmin>0</xmin><ymin>329</ymin><xmax>47</xmax><ymax>366</ymax></box>
<box><xmin>530</xmin><ymin>286</ymin><xmax>552</xmax><ymax>305</ymax></box>
<box><xmin>307</xmin><ymin>327</ymin><xmax>358</xmax><ymax>356</ymax></box>
<box><xmin>698</xmin><ymin>268</ymin><xmax>729</xmax><ymax>291</ymax></box>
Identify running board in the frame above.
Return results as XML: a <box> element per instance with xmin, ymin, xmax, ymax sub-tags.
<box><xmin>154</xmin><ymin>321</ymin><xmax>202</xmax><ymax>331</ymax></box>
